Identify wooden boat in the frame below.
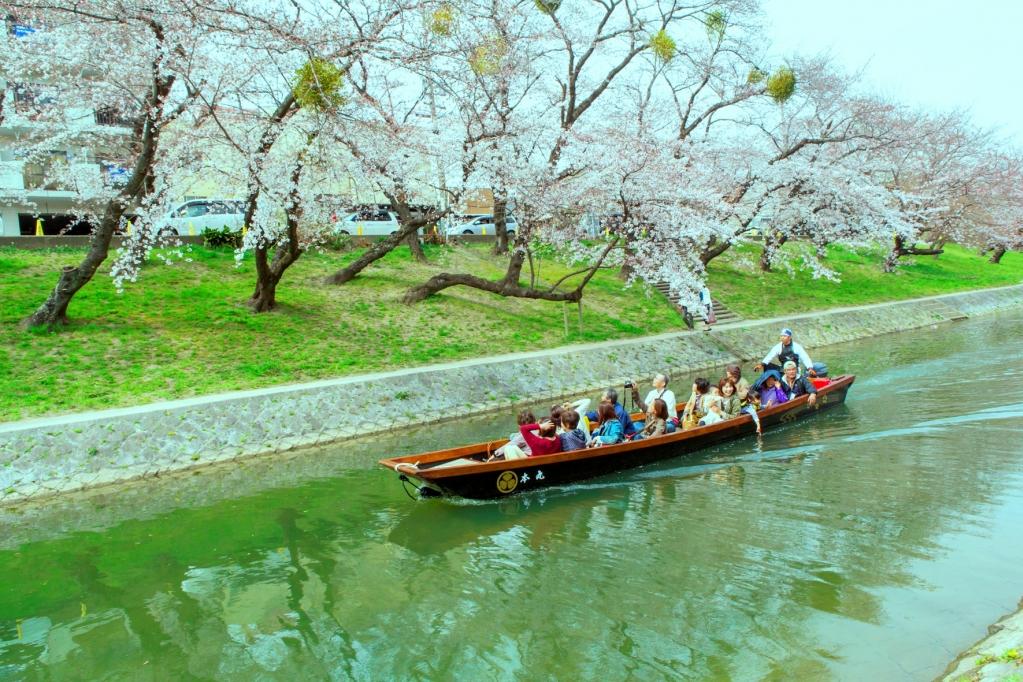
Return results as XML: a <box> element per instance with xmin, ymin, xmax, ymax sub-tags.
<box><xmin>380</xmin><ymin>374</ymin><xmax>855</xmax><ymax>500</ymax></box>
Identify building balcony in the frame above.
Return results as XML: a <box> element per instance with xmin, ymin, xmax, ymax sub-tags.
<box><xmin>95</xmin><ymin>107</ymin><xmax>135</xmax><ymax>128</ymax></box>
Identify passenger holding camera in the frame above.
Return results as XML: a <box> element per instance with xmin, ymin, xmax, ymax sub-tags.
<box><xmin>629</xmin><ymin>373</ymin><xmax>678</xmax><ymax>433</ymax></box>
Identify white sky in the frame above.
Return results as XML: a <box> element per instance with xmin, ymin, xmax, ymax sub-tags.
<box><xmin>762</xmin><ymin>0</ymin><xmax>1023</xmax><ymax>145</ymax></box>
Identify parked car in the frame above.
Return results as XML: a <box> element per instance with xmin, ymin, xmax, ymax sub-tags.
<box><xmin>158</xmin><ymin>199</ymin><xmax>245</xmax><ymax>236</ymax></box>
<box><xmin>334</xmin><ymin>208</ymin><xmax>399</xmax><ymax>236</ymax></box>
<box><xmin>444</xmin><ymin>214</ymin><xmax>517</xmax><ymax>236</ymax></box>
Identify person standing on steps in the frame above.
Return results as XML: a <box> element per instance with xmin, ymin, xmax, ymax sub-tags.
<box><xmin>699</xmin><ymin>286</ymin><xmax>715</xmax><ymax>328</ymax></box>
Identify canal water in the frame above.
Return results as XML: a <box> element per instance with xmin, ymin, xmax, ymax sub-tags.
<box><xmin>2</xmin><ymin>311</ymin><xmax>1023</xmax><ymax>681</ymax></box>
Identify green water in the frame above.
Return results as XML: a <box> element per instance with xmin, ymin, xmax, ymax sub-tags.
<box><xmin>2</xmin><ymin>312</ymin><xmax>1023</xmax><ymax>681</ymax></box>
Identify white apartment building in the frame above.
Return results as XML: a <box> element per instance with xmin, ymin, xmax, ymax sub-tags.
<box><xmin>0</xmin><ymin>72</ymin><xmax>134</xmax><ymax>236</ymax></box>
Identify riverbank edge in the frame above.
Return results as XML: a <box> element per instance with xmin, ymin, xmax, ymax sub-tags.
<box><xmin>1</xmin><ymin>282</ymin><xmax>1022</xmax><ymax>507</ymax></box>
<box><xmin>940</xmin><ymin>600</ymin><xmax>1023</xmax><ymax>681</ymax></box>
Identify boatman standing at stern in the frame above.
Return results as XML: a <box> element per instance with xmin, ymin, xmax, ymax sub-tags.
<box><xmin>756</xmin><ymin>328</ymin><xmax>816</xmax><ymax>376</ymax></box>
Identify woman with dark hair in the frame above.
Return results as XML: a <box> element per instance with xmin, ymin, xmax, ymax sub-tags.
<box><xmin>589</xmin><ymin>402</ymin><xmax>625</xmax><ymax>446</ymax></box>
<box><xmin>681</xmin><ymin>378</ymin><xmax>712</xmax><ymax>429</ymax></box>
<box><xmin>634</xmin><ymin>398</ymin><xmax>669</xmax><ymax>441</ymax></box>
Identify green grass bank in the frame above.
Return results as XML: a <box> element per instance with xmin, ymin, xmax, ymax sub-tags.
<box><xmin>1</xmin><ymin>241</ymin><xmax>1020</xmax><ymax>423</ymax></box>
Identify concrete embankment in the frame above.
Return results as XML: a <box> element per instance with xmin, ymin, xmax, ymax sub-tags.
<box><xmin>940</xmin><ymin>602</ymin><xmax>1023</xmax><ymax>681</ymax></box>
<box><xmin>1</xmin><ymin>283</ymin><xmax>1022</xmax><ymax>506</ymax></box>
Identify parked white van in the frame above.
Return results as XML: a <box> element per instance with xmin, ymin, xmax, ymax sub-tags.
<box><xmin>159</xmin><ymin>199</ymin><xmax>245</xmax><ymax>236</ymax></box>
<box><xmin>444</xmin><ymin>214</ymin><xmax>517</xmax><ymax>236</ymax></box>
<box><xmin>335</xmin><ymin>208</ymin><xmax>399</xmax><ymax>236</ymax></box>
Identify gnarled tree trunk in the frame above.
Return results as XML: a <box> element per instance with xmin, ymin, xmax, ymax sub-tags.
<box><xmin>883</xmin><ymin>235</ymin><xmax>944</xmax><ymax>273</ymax></box>
<box><xmin>24</xmin><ymin>72</ymin><xmax>173</xmax><ymax>328</ymax></box>
<box><xmin>405</xmin><ymin>230</ymin><xmax>427</xmax><ymax>262</ymax></box>
<box><xmin>250</xmin><ymin>160</ymin><xmax>306</xmax><ymax>312</ymax></box>
<box><xmin>988</xmin><ymin>247</ymin><xmax>1006</xmax><ymax>264</ymax></box>
<box><xmin>700</xmin><ymin>238</ymin><xmax>732</xmax><ymax>266</ymax></box>
<box><xmin>326</xmin><ymin>219</ymin><xmax>425</xmax><ymax>285</ymax></box>
<box><xmin>759</xmin><ymin>233</ymin><xmax>787</xmax><ymax>272</ymax></box>
<box><xmin>404</xmin><ymin>236</ymin><xmax>619</xmax><ymax>304</ymax></box>
<box><xmin>491</xmin><ymin>197</ymin><xmax>509</xmax><ymax>255</ymax></box>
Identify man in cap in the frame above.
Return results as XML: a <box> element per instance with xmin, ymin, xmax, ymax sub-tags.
<box><xmin>755</xmin><ymin>328</ymin><xmax>816</xmax><ymax>376</ymax></box>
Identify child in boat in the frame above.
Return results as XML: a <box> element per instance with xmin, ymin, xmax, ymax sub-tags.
<box><xmin>558</xmin><ymin>410</ymin><xmax>588</xmax><ymax>451</ymax></box>
<box><xmin>588</xmin><ymin>402</ymin><xmax>625</xmax><ymax>446</ymax></box>
<box><xmin>742</xmin><ymin>391</ymin><xmax>762</xmax><ymax>435</ymax></box>
<box><xmin>519</xmin><ymin>418</ymin><xmax>562</xmax><ymax>456</ymax></box>
<box><xmin>698</xmin><ymin>395</ymin><xmax>725</xmax><ymax>426</ymax></box>
<box><xmin>633</xmin><ymin>398</ymin><xmax>669</xmax><ymax>441</ymax></box>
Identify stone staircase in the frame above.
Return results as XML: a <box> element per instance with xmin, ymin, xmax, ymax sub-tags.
<box><xmin>653</xmin><ymin>281</ymin><xmax>743</xmax><ymax>328</ymax></box>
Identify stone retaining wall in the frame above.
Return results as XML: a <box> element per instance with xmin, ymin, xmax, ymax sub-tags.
<box><xmin>2</xmin><ymin>284</ymin><xmax>1022</xmax><ymax>506</ymax></box>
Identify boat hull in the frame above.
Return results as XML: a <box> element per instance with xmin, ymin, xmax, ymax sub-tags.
<box><xmin>381</xmin><ymin>375</ymin><xmax>854</xmax><ymax>500</ymax></box>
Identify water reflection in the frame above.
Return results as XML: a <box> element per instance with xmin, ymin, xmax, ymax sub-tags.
<box><xmin>1</xmin><ymin>312</ymin><xmax>1023</xmax><ymax>680</ymax></box>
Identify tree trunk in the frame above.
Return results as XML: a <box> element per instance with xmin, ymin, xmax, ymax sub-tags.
<box><xmin>24</xmin><ymin>211</ymin><xmax>128</xmax><ymax>327</ymax></box>
<box><xmin>326</xmin><ymin>220</ymin><xmax>424</xmax><ymax>285</ymax></box>
<box><xmin>491</xmin><ymin>197</ymin><xmax>509</xmax><ymax>255</ymax></box>
<box><xmin>404</xmin><ymin>236</ymin><xmax>619</xmax><ymax>304</ymax></box>
<box><xmin>699</xmin><ymin>238</ymin><xmax>732</xmax><ymax>266</ymax></box>
<box><xmin>989</xmin><ymin>247</ymin><xmax>1006</xmax><ymax>264</ymax></box>
<box><xmin>885</xmin><ymin>235</ymin><xmax>944</xmax><ymax>273</ymax></box>
<box><xmin>250</xmin><ymin>259</ymin><xmax>284</xmax><ymax>312</ymax></box>
<box><xmin>250</xmin><ymin>243</ymin><xmax>303</xmax><ymax>312</ymax></box>
<box><xmin>250</xmin><ymin>160</ymin><xmax>305</xmax><ymax>312</ymax></box>
<box><xmin>23</xmin><ymin>71</ymin><xmax>175</xmax><ymax>328</ymax></box>
<box><xmin>759</xmin><ymin>233</ymin><xmax>786</xmax><ymax>272</ymax></box>
<box><xmin>405</xmin><ymin>230</ymin><xmax>427</xmax><ymax>262</ymax></box>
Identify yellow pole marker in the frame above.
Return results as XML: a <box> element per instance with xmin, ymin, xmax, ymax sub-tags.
<box><xmin>604</xmin><ymin>227</ymin><xmax>610</xmax><ymax>238</ymax></box>
<box><xmin>188</xmin><ymin>221</ymin><xmax>196</xmax><ymax>236</ymax></box>
<box><xmin>357</xmin><ymin>224</ymin><xmax>363</xmax><ymax>236</ymax></box>
<box><xmin>482</xmin><ymin>226</ymin><xmax>487</xmax><ymax>236</ymax></box>
<box><xmin>35</xmin><ymin>218</ymin><xmax>43</xmax><ymax>236</ymax></box>
<box><xmin>242</xmin><ymin>225</ymin><xmax>248</xmax><ymax>241</ymax></box>
<box><xmin>126</xmin><ymin>220</ymin><xmax>133</xmax><ymax>236</ymax></box>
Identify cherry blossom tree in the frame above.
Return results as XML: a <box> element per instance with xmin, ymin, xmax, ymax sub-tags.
<box><xmin>875</xmin><ymin>110</ymin><xmax>998</xmax><ymax>272</ymax></box>
<box><xmin>403</xmin><ymin>0</ymin><xmax>759</xmax><ymax>305</ymax></box>
<box><xmin>107</xmin><ymin>0</ymin><xmax>417</xmax><ymax>312</ymax></box>
<box><xmin>2</xmin><ymin>0</ymin><xmax>210</xmax><ymax>327</ymax></box>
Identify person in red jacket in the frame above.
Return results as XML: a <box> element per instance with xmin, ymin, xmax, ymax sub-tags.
<box><xmin>519</xmin><ymin>419</ymin><xmax>562</xmax><ymax>456</ymax></box>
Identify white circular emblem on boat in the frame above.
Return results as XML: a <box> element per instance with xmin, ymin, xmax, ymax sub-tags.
<box><xmin>497</xmin><ymin>471</ymin><xmax>518</xmax><ymax>494</ymax></box>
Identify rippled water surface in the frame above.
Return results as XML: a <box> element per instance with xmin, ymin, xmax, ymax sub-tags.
<box><xmin>2</xmin><ymin>312</ymin><xmax>1023</xmax><ymax>681</ymax></box>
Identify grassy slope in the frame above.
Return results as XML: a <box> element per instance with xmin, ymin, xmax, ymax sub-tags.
<box><xmin>1</xmin><ymin>241</ymin><xmax>1021</xmax><ymax>422</ymax></box>
<box><xmin>708</xmin><ymin>243</ymin><xmax>1023</xmax><ymax>318</ymax></box>
<box><xmin>0</xmin><ymin>243</ymin><xmax>679</xmax><ymax>421</ymax></box>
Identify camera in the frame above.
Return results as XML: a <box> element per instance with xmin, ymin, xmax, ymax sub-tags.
<box><xmin>624</xmin><ymin>381</ymin><xmax>634</xmax><ymax>389</ymax></box>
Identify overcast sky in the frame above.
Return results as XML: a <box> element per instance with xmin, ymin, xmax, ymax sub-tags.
<box><xmin>762</xmin><ymin>0</ymin><xmax>1023</xmax><ymax>145</ymax></box>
